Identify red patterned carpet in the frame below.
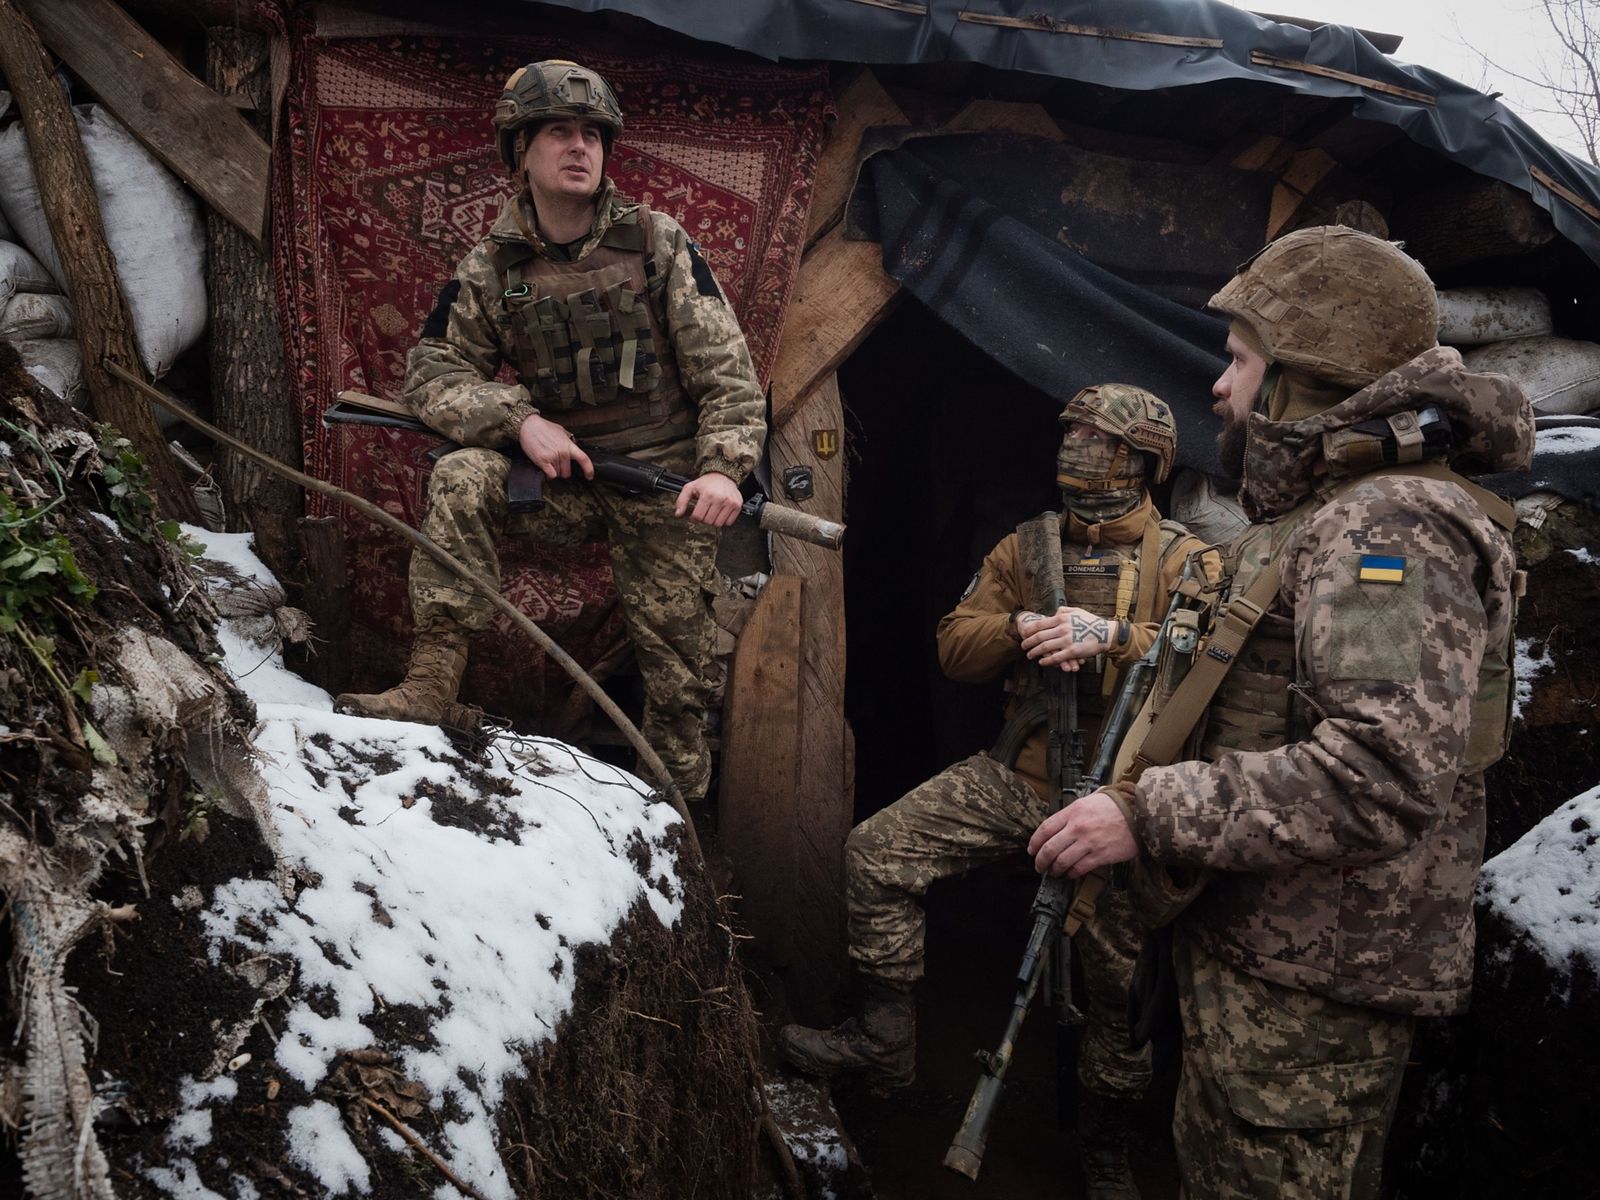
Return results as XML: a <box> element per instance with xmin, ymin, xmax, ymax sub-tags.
<box><xmin>274</xmin><ymin>16</ymin><xmax>829</xmax><ymax>727</ymax></box>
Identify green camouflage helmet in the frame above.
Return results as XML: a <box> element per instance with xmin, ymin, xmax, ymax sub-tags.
<box><xmin>494</xmin><ymin>60</ymin><xmax>625</xmax><ymax>171</ymax></box>
<box><xmin>1209</xmin><ymin>225</ymin><xmax>1438</xmax><ymax>390</ymax></box>
<box><xmin>1059</xmin><ymin>383</ymin><xmax>1177</xmax><ymax>485</ymax></box>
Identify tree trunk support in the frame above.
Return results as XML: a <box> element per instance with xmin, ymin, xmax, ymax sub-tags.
<box><xmin>0</xmin><ymin>0</ymin><xmax>201</xmax><ymax>523</ymax></box>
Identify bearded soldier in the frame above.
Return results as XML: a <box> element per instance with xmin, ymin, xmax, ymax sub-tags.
<box><xmin>1029</xmin><ymin>228</ymin><xmax>1533</xmax><ymax>1198</ymax></box>
<box><xmin>338</xmin><ymin>62</ymin><xmax>766</xmax><ymax>803</ymax></box>
<box><xmin>780</xmin><ymin>385</ymin><xmax>1215</xmax><ymax>1198</ymax></box>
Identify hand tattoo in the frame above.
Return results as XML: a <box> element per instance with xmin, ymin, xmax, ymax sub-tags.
<box><xmin>1069</xmin><ymin>613</ymin><xmax>1110</xmax><ymax>643</ymax></box>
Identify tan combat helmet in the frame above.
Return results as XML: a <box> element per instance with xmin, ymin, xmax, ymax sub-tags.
<box><xmin>1209</xmin><ymin>225</ymin><xmax>1438</xmax><ymax>390</ymax></box>
<box><xmin>1058</xmin><ymin>382</ymin><xmax>1177</xmax><ymax>488</ymax></box>
<box><xmin>494</xmin><ymin>60</ymin><xmax>625</xmax><ymax>171</ymax></box>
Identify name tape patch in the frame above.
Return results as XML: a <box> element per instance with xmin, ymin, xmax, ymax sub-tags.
<box><xmin>1358</xmin><ymin>554</ymin><xmax>1406</xmax><ymax>585</ymax></box>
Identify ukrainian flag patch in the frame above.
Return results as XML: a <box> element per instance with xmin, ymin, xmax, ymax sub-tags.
<box><xmin>1358</xmin><ymin>554</ymin><xmax>1406</xmax><ymax>584</ymax></box>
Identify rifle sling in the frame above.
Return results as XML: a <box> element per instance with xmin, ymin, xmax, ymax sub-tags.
<box><xmin>1127</xmin><ymin>559</ymin><xmax>1282</xmax><ymax>782</ymax></box>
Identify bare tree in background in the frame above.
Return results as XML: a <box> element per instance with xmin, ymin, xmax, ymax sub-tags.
<box><xmin>1477</xmin><ymin>0</ymin><xmax>1600</xmax><ymax>164</ymax></box>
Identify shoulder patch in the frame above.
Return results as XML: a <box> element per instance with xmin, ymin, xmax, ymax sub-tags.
<box><xmin>420</xmin><ymin>279</ymin><xmax>461</xmax><ymax>339</ymax></box>
<box><xmin>687</xmin><ymin>240</ymin><xmax>723</xmax><ymax>301</ymax></box>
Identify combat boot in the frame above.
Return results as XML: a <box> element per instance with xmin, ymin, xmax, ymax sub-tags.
<box><xmin>1078</xmin><ymin>1090</ymin><xmax>1142</xmax><ymax>1200</ymax></box>
<box><xmin>776</xmin><ymin>980</ymin><xmax>915</xmax><ymax>1095</ymax></box>
<box><xmin>335</xmin><ymin>619</ymin><xmax>468</xmax><ymax>723</ymax></box>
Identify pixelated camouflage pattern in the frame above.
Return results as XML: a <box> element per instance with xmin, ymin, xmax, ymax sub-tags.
<box><xmin>1131</xmin><ymin>348</ymin><xmax>1534</xmax><ymax>1017</ymax></box>
<box><xmin>1171</xmin><ymin>933</ymin><xmax>1412</xmax><ymax>1200</ymax></box>
<box><xmin>1210</xmin><ymin>226</ymin><xmax>1439</xmax><ymax>390</ymax></box>
<box><xmin>405</xmin><ymin>182</ymin><xmax>765</xmax><ymax>484</ymax></box>
<box><xmin>845</xmin><ymin>753</ymin><xmax>1151</xmax><ymax>1096</ymax></box>
<box><xmin>412</xmin><ymin>443</ymin><xmax>718</xmax><ymax>799</ymax></box>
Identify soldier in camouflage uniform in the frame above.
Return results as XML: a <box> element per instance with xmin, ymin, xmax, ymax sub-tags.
<box><xmin>337</xmin><ymin>62</ymin><xmax>766</xmax><ymax>801</ymax></box>
<box><xmin>1028</xmin><ymin>227</ymin><xmax>1535</xmax><ymax>1199</ymax></box>
<box><xmin>780</xmin><ymin>385</ymin><xmax>1216</xmax><ymax>1198</ymax></box>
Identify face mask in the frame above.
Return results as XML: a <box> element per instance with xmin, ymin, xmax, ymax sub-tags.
<box><xmin>1056</xmin><ymin>431</ymin><xmax>1145</xmax><ymax>522</ymax></box>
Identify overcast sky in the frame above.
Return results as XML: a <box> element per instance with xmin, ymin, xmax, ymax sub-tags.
<box><xmin>1232</xmin><ymin>1</ymin><xmax>1594</xmax><ymax>162</ymax></box>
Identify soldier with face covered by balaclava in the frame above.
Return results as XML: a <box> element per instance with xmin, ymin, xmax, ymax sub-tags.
<box><xmin>780</xmin><ymin>384</ymin><xmax>1218</xmax><ymax>1198</ymax></box>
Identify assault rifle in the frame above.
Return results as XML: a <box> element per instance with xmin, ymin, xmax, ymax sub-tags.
<box><xmin>324</xmin><ymin>392</ymin><xmax>844</xmax><ymax>550</ymax></box>
<box><xmin>943</xmin><ymin>554</ymin><xmax>1196</xmax><ymax>1180</ymax></box>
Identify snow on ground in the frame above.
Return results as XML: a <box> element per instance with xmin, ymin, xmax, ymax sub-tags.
<box><xmin>157</xmin><ymin>529</ymin><xmax>686</xmax><ymax>1199</ymax></box>
<box><xmin>1513</xmin><ymin>636</ymin><xmax>1555</xmax><ymax>723</ymax></box>
<box><xmin>1532</xmin><ymin>425</ymin><xmax>1600</xmax><ymax>456</ymax></box>
<box><xmin>1480</xmin><ymin>780</ymin><xmax>1600</xmax><ymax>976</ymax></box>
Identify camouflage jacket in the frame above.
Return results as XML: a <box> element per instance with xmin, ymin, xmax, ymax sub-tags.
<box><xmin>404</xmin><ymin>180</ymin><xmax>766</xmax><ymax>483</ymax></box>
<box><xmin>1129</xmin><ymin>347</ymin><xmax>1534</xmax><ymax>1017</ymax></box>
<box><xmin>936</xmin><ymin>496</ymin><xmax>1210</xmax><ymax>800</ymax></box>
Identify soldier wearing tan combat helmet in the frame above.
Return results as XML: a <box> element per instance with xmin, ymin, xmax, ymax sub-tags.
<box><xmin>779</xmin><ymin>384</ymin><xmax>1218</xmax><ymax>1199</ymax></box>
<box><xmin>1028</xmin><ymin>227</ymin><xmax>1535</xmax><ymax>1199</ymax></box>
<box><xmin>338</xmin><ymin>62</ymin><xmax>766</xmax><ymax>804</ymax></box>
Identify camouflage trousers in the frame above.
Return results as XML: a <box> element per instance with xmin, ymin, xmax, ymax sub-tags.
<box><xmin>412</xmin><ymin>444</ymin><xmax>719</xmax><ymax>800</ymax></box>
<box><xmin>846</xmin><ymin>752</ymin><xmax>1152</xmax><ymax>1098</ymax></box>
<box><xmin>1172</xmin><ymin>932</ymin><xmax>1414</xmax><ymax>1200</ymax></box>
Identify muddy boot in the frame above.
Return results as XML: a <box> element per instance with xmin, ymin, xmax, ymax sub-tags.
<box><xmin>776</xmin><ymin>981</ymin><xmax>915</xmax><ymax>1095</ymax></box>
<box><xmin>1078</xmin><ymin>1090</ymin><xmax>1142</xmax><ymax>1200</ymax></box>
<box><xmin>335</xmin><ymin>619</ymin><xmax>468</xmax><ymax>723</ymax></box>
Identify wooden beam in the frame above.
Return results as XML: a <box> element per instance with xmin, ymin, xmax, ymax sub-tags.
<box><xmin>1394</xmin><ymin>176</ymin><xmax>1558</xmax><ymax>271</ymax></box>
<box><xmin>1249</xmin><ymin>50</ymin><xmax>1436</xmax><ymax>105</ymax></box>
<box><xmin>206</xmin><ymin>26</ymin><xmax>301</xmax><ymax>578</ymax></box>
<box><xmin>1267</xmin><ymin>147</ymin><xmax>1338</xmax><ymax>238</ymax></box>
<box><xmin>944</xmin><ymin>97</ymin><xmax>1065</xmax><ymax>142</ymax></box>
<box><xmin>807</xmin><ymin>71</ymin><xmax>908</xmax><ymax>249</ymax></box>
<box><xmin>719</xmin><ymin>576</ymin><xmax>803</xmax><ymax>968</ymax></box>
<box><xmin>956</xmin><ymin>9</ymin><xmax>1223</xmax><ymax>48</ymax></box>
<box><xmin>23</xmin><ymin>0</ymin><xmax>271</xmax><ymax>243</ymax></box>
<box><xmin>767</xmin><ymin>375</ymin><xmax>850</xmax><ymax>1021</ymax></box>
<box><xmin>768</xmin><ymin>224</ymin><xmax>901</xmax><ymax>430</ymax></box>
<box><xmin>0</xmin><ymin>0</ymin><xmax>200</xmax><ymax>523</ymax></box>
<box><xmin>119</xmin><ymin>0</ymin><xmax>276</xmax><ymax>32</ymax></box>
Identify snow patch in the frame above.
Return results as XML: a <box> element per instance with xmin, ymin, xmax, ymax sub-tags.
<box><xmin>155</xmin><ymin>529</ymin><xmax>688</xmax><ymax>1200</ymax></box>
<box><xmin>1534</xmin><ymin>425</ymin><xmax>1600</xmax><ymax>456</ymax></box>
<box><xmin>1479</xmin><ymin>781</ymin><xmax>1600</xmax><ymax>975</ymax></box>
<box><xmin>1513</xmin><ymin>636</ymin><xmax>1555</xmax><ymax>723</ymax></box>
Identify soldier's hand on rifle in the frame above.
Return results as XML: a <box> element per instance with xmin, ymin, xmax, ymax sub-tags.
<box><xmin>519</xmin><ymin>412</ymin><xmax>595</xmax><ymax>480</ymax></box>
<box><xmin>1017</xmin><ymin>606</ymin><xmax>1121</xmax><ymax>671</ymax></box>
<box><xmin>675</xmin><ymin>471</ymin><xmax>743</xmax><ymax>527</ymax></box>
<box><xmin>1028</xmin><ymin>790</ymin><xmax>1138</xmax><ymax>878</ymax></box>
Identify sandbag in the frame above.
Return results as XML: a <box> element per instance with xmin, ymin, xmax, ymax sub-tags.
<box><xmin>1462</xmin><ymin>336</ymin><xmax>1600</xmax><ymax>416</ymax></box>
<box><xmin>0</xmin><ymin>104</ymin><xmax>205</xmax><ymax>379</ymax></box>
<box><xmin>1437</xmin><ymin>287</ymin><xmax>1553</xmax><ymax>346</ymax></box>
<box><xmin>0</xmin><ymin>292</ymin><xmax>76</xmax><ymax>341</ymax></box>
<box><xmin>1170</xmin><ymin>468</ymin><xmax>1250</xmax><ymax>546</ymax></box>
<box><xmin>14</xmin><ymin>338</ymin><xmax>85</xmax><ymax>406</ymax></box>
<box><xmin>0</xmin><ymin>239</ymin><xmax>58</xmax><ymax>307</ymax></box>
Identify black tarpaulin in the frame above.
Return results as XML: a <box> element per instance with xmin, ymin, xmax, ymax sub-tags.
<box><xmin>527</xmin><ymin>0</ymin><xmax>1600</xmax><ymax>269</ymax></box>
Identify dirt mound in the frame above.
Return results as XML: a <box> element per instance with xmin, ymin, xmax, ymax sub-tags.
<box><xmin>0</xmin><ymin>354</ymin><xmax>766</xmax><ymax>1199</ymax></box>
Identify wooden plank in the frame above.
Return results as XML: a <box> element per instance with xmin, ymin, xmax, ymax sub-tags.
<box><xmin>1531</xmin><ymin>165</ymin><xmax>1600</xmax><ymax>222</ymax></box>
<box><xmin>1267</xmin><ymin>147</ymin><xmax>1337</xmax><ymax>238</ymax></box>
<box><xmin>1249</xmin><ymin>50</ymin><xmax>1436</xmax><ymax>105</ymax></box>
<box><xmin>0</xmin><ymin>0</ymin><xmax>201</xmax><ymax>523</ymax></box>
<box><xmin>768</xmin><ymin>375</ymin><xmax>850</xmax><ymax>1020</ymax></box>
<box><xmin>944</xmin><ymin>97</ymin><xmax>1065</xmax><ymax>142</ymax></box>
<box><xmin>718</xmin><ymin>576</ymin><xmax>803</xmax><ymax>969</ymax></box>
<box><xmin>807</xmin><ymin>71</ymin><xmax>908</xmax><ymax>249</ymax></box>
<box><xmin>769</xmin><ymin>225</ymin><xmax>901</xmax><ymax>431</ymax></box>
<box><xmin>23</xmin><ymin>0</ymin><xmax>271</xmax><ymax>242</ymax></box>
<box><xmin>957</xmin><ymin>10</ymin><xmax>1223</xmax><ymax>48</ymax></box>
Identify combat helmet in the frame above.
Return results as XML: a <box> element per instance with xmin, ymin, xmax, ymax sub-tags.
<box><xmin>494</xmin><ymin>60</ymin><xmax>625</xmax><ymax>171</ymax></box>
<box><xmin>1209</xmin><ymin>226</ymin><xmax>1438</xmax><ymax>390</ymax></box>
<box><xmin>1057</xmin><ymin>383</ymin><xmax>1176</xmax><ymax>488</ymax></box>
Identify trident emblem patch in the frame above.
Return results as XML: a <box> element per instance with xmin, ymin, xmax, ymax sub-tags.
<box><xmin>812</xmin><ymin>428</ymin><xmax>840</xmax><ymax>460</ymax></box>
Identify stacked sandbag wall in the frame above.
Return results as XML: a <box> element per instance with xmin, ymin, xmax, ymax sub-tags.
<box><xmin>0</xmin><ymin>90</ymin><xmax>206</xmax><ymax>414</ymax></box>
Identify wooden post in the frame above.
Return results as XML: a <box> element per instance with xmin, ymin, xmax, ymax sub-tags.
<box><xmin>0</xmin><ymin>0</ymin><xmax>200</xmax><ymax>523</ymax></box>
<box><xmin>719</xmin><ymin>577</ymin><xmax>804</xmax><ymax>968</ymax></box>
<box><xmin>767</xmin><ymin>374</ymin><xmax>851</xmax><ymax>1020</ymax></box>
<box><xmin>205</xmin><ymin>26</ymin><xmax>301</xmax><ymax>577</ymax></box>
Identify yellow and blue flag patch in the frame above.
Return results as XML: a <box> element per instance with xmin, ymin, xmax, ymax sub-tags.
<box><xmin>1358</xmin><ymin>554</ymin><xmax>1406</xmax><ymax>585</ymax></box>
